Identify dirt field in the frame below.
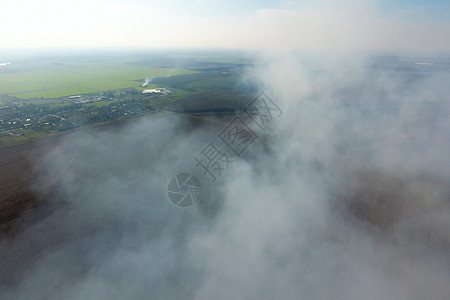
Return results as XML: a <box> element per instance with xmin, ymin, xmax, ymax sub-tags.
<box><xmin>0</xmin><ymin>143</ymin><xmax>41</xmax><ymax>234</ymax></box>
<box><xmin>0</xmin><ymin>112</ymin><xmax>230</xmax><ymax>235</ymax></box>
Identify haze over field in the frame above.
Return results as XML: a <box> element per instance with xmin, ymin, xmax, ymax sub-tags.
<box><xmin>0</xmin><ymin>0</ymin><xmax>450</xmax><ymax>300</ymax></box>
<box><xmin>1</xmin><ymin>52</ymin><xmax>450</xmax><ymax>300</ymax></box>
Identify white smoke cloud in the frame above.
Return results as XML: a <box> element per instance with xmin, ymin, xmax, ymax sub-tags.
<box><xmin>1</xmin><ymin>51</ymin><xmax>450</xmax><ymax>299</ymax></box>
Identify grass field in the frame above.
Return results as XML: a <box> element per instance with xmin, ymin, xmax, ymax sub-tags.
<box><xmin>152</xmin><ymin>72</ymin><xmax>241</xmax><ymax>92</ymax></box>
<box><xmin>0</xmin><ymin>52</ymin><xmax>256</xmax><ymax>148</ymax></box>
<box><xmin>0</xmin><ymin>58</ymin><xmax>196</xmax><ymax>99</ymax></box>
<box><xmin>85</xmin><ymin>99</ymin><xmax>120</xmax><ymax>107</ymax></box>
<box><xmin>0</xmin><ymin>129</ymin><xmax>49</xmax><ymax>147</ymax></box>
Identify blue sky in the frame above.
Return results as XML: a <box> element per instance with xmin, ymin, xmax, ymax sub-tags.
<box><xmin>0</xmin><ymin>0</ymin><xmax>449</xmax><ymax>51</ymax></box>
<box><xmin>378</xmin><ymin>0</ymin><xmax>450</xmax><ymax>20</ymax></box>
<box><xmin>118</xmin><ymin>0</ymin><xmax>450</xmax><ymax>19</ymax></box>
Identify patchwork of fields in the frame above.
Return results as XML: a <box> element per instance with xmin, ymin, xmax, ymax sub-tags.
<box><xmin>0</xmin><ymin>58</ymin><xmax>196</xmax><ymax>99</ymax></box>
<box><xmin>0</xmin><ymin>52</ymin><xmax>256</xmax><ymax>149</ymax></box>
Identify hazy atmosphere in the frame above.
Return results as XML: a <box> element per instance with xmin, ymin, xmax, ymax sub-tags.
<box><xmin>0</xmin><ymin>1</ymin><xmax>449</xmax><ymax>300</ymax></box>
<box><xmin>1</xmin><ymin>0</ymin><xmax>450</xmax><ymax>51</ymax></box>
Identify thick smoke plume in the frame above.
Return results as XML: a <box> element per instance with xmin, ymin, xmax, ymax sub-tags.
<box><xmin>1</xmin><ymin>52</ymin><xmax>449</xmax><ymax>299</ymax></box>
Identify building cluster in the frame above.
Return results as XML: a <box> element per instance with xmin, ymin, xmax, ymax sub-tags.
<box><xmin>142</xmin><ymin>88</ymin><xmax>173</xmax><ymax>95</ymax></box>
<box><xmin>0</xmin><ymin>87</ymin><xmax>165</xmax><ymax>137</ymax></box>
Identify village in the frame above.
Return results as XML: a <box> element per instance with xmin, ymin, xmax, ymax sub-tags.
<box><xmin>0</xmin><ymin>87</ymin><xmax>170</xmax><ymax>141</ymax></box>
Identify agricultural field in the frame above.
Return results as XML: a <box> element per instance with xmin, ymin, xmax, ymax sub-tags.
<box><xmin>0</xmin><ymin>51</ymin><xmax>257</xmax><ymax>149</ymax></box>
<box><xmin>163</xmin><ymin>88</ymin><xmax>254</xmax><ymax>114</ymax></box>
<box><xmin>0</xmin><ymin>56</ymin><xmax>197</xmax><ymax>99</ymax></box>
<box><xmin>0</xmin><ymin>129</ymin><xmax>49</xmax><ymax>148</ymax></box>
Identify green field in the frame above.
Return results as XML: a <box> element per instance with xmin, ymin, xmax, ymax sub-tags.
<box><xmin>0</xmin><ymin>58</ymin><xmax>197</xmax><ymax>99</ymax></box>
<box><xmin>0</xmin><ymin>51</ymin><xmax>256</xmax><ymax>149</ymax></box>
<box><xmin>85</xmin><ymin>99</ymin><xmax>120</xmax><ymax>107</ymax></box>
<box><xmin>0</xmin><ymin>129</ymin><xmax>49</xmax><ymax>147</ymax></box>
